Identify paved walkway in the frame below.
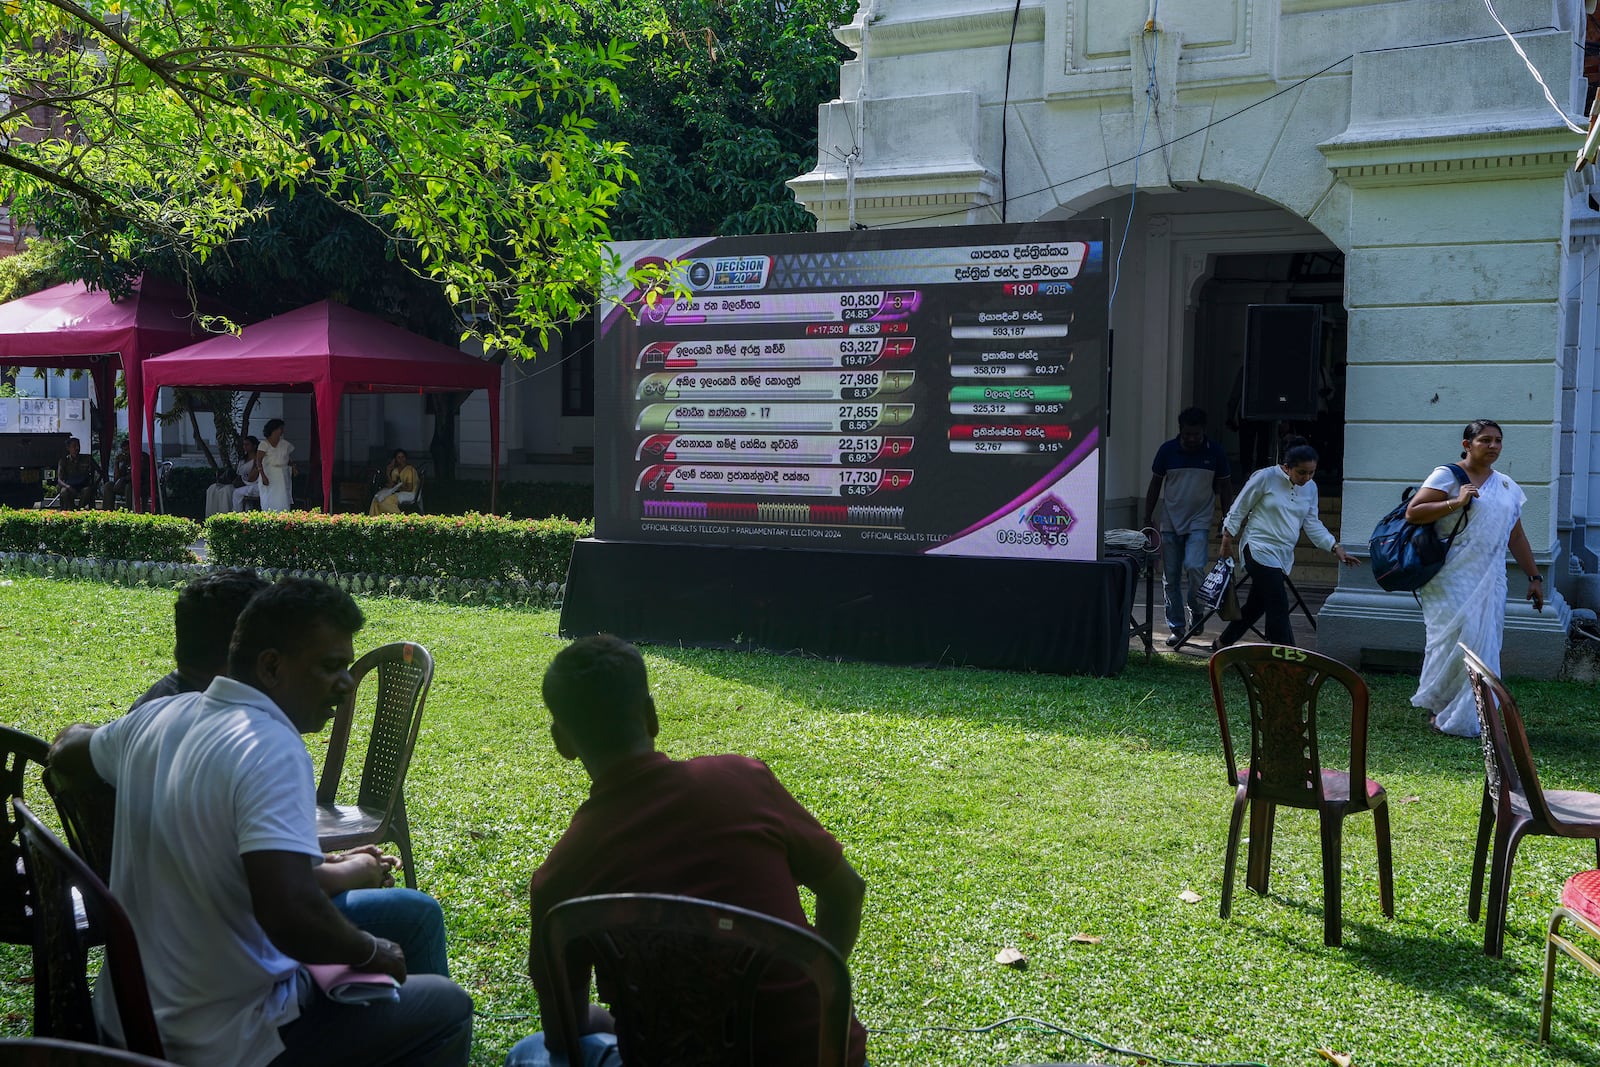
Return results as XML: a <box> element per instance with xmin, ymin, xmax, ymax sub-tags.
<box><xmin>1127</xmin><ymin>574</ymin><xmax>1335</xmax><ymax>661</ymax></box>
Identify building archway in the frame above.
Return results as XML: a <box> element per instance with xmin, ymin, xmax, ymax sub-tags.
<box><xmin>1040</xmin><ymin>187</ymin><xmax>1344</xmax><ymax>526</ymax></box>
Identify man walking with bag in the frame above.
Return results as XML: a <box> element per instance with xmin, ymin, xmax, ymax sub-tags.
<box><xmin>1144</xmin><ymin>408</ymin><xmax>1234</xmax><ymax>646</ymax></box>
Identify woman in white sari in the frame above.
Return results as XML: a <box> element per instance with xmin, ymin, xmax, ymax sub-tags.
<box><xmin>1408</xmin><ymin>420</ymin><xmax>1545</xmax><ymax>736</ymax></box>
<box><xmin>253</xmin><ymin>418</ymin><xmax>297</xmax><ymax>512</ymax></box>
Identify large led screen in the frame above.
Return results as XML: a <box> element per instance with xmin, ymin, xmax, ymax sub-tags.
<box><xmin>594</xmin><ymin>221</ymin><xmax>1108</xmax><ymax>561</ymax></box>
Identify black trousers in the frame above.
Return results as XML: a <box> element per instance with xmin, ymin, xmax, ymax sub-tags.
<box><xmin>1219</xmin><ymin>547</ymin><xmax>1295</xmax><ymax>647</ymax></box>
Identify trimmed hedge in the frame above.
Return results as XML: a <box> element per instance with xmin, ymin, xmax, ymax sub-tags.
<box><xmin>0</xmin><ymin>507</ymin><xmax>200</xmax><ymax>562</ymax></box>
<box><xmin>205</xmin><ymin>510</ymin><xmax>590</xmax><ymax>584</ymax></box>
<box><xmin>426</xmin><ymin>479</ymin><xmax>594</xmax><ymax>520</ymax></box>
<box><xmin>0</xmin><ymin>552</ymin><xmax>565</xmax><ymax>608</ymax></box>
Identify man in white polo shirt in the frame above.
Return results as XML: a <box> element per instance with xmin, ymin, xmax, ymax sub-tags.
<box><xmin>50</xmin><ymin>579</ymin><xmax>470</xmax><ymax>1067</ymax></box>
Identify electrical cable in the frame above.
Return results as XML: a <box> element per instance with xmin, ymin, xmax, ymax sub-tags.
<box><xmin>1481</xmin><ymin>0</ymin><xmax>1586</xmax><ymax>134</ymax></box>
<box><xmin>869</xmin><ymin>50</ymin><xmax>1354</xmax><ymax>231</ymax></box>
<box><xmin>866</xmin><ymin>1013</ymin><xmax>1272</xmax><ymax>1067</ymax></box>
<box><xmin>846</xmin><ymin>26</ymin><xmax>1565</xmax><ymax>231</ymax></box>
<box><xmin>999</xmin><ymin>0</ymin><xmax>1024</xmax><ymax>223</ymax></box>
<box><xmin>1109</xmin><ymin>26</ymin><xmax>1158</xmax><ymax>315</ymax></box>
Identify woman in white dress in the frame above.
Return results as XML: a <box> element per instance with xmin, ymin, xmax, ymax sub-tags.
<box><xmin>1407</xmin><ymin>419</ymin><xmax>1545</xmax><ymax>736</ymax></box>
<box><xmin>253</xmin><ymin>419</ymin><xmax>297</xmax><ymax>512</ymax></box>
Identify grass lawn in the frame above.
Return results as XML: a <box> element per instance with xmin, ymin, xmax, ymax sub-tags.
<box><xmin>1</xmin><ymin>574</ymin><xmax>1598</xmax><ymax>1067</ymax></box>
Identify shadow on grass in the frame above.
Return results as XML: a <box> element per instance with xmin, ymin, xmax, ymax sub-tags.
<box><xmin>1222</xmin><ymin>885</ymin><xmax>1600</xmax><ymax>1066</ymax></box>
<box><xmin>642</xmin><ymin>642</ymin><xmax>1596</xmax><ymax>788</ymax></box>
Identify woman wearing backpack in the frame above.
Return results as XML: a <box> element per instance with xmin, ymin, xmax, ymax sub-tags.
<box><xmin>1407</xmin><ymin>419</ymin><xmax>1544</xmax><ymax>736</ymax></box>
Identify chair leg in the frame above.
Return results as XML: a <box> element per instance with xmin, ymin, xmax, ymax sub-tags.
<box><xmin>1221</xmin><ymin>787</ymin><xmax>1248</xmax><ymax>920</ymax></box>
<box><xmin>1247</xmin><ymin>800</ymin><xmax>1277</xmax><ymax>896</ymax></box>
<box><xmin>1320</xmin><ymin>810</ymin><xmax>1344</xmax><ymax>948</ymax></box>
<box><xmin>1484</xmin><ymin>817</ymin><xmax>1529</xmax><ymax>958</ymax></box>
<box><xmin>1468</xmin><ymin>780</ymin><xmax>1494</xmax><ymax>923</ymax></box>
<box><xmin>1540</xmin><ymin>907</ymin><xmax>1565</xmax><ymax>1044</ymax></box>
<box><xmin>1372</xmin><ymin>802</ymin><xmax>1395</xmax><ymax>919</ymax></box>
<box><xmin>394</xmin><ymin>793</ymin><xmax>415</xmax><ymax>891</ymax></box>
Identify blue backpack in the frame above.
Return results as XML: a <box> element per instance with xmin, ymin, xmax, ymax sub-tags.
<box><xmin>1368</xmin><ymin>464</ymin><xmax>1471</xmax><ymax>593</ymax></box>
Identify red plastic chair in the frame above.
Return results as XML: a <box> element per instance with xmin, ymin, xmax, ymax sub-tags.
<box><xmin>1541</xmin><ymin>868</ymin><xmax>1600</xmax><ymax>1043</ymax></box>
<box><xmin>1463</xmin><ymin>645</ymin><xmax>1600</xmax><ymax>957</ymax></box>
<box><xmin>1209</xmin><ymin>643</ymin><xmax>1394</xmax><ymax>947</ymax></box>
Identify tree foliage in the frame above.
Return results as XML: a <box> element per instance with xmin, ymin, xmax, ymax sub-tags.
<box><xmin>1</xmin><ymin>0</ymin><xmax>642</xmax><ymax>359</ymax></box>
<box><xmin>556</xmin><ymin>0</ymin><xmax>856</xmax><ymax>238</ymax></box>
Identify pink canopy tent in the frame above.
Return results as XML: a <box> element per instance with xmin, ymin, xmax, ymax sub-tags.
<box><xmin>140</xmin><ymin>300</ymin><xmax>501</xmax><ymax>512</ymax></box>
<box><xmin>0</xmin><ymin>277</ymin><xmax>221</xmax><ymax>510</ymax></box>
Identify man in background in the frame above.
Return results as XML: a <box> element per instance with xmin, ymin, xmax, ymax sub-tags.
<box><xmin>1144</xmin><ymin>407</ymin><xmax>1234</xmax><ymax>646</ymax></box>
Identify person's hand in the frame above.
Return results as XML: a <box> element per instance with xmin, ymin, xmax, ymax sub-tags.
<box><xmin>1219</xmin><ymin>532</ymin><xmax>1235</xmax><ymax>559</ymax></box>
<box><xmin>320</xmin><ymin>851</ymin><xmax>386</xmax><ymax>890</ymax></box>
<box><xmin>1454</xmin><ymin>482</ymin><xmax>1479</xmax><ymax>509</ymax></box>
<box><xmin>260</xmin><ymin>472</ymin><xmax>270</xmax><ymax>486</ymax></box>
<box><xmin>1334</xmin><ymin>545</ymin><xmax>1359</xmax><ymax>567</ymax></box>
<box><xmin>1527</xmin><ymin>576</ymin><xmax>1545</xmax><ymax>612</ymax></box>
<box><xmin>345</xmin><ymin>845</ymin><xmax>401</xmax><ymax>886</ymax></box>
<box><xmin>364</xmin><ymin>935</ymin><xmax>407</xmax><ymax>982</ymax></box>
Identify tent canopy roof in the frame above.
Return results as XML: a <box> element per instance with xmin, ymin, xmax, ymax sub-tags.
<box><xmin>141</xmin><ymin>300</ymin><xmax>499</xmax><ymax>393</ymax></box>
<box><xmin>0</xmin><ymin>277</ymin><xmax>218</xmax><ymax>368</ymax></box>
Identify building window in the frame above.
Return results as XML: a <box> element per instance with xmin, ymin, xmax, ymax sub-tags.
<box><xmin>561</xmin><ymin>318</ymin><xmax>595</xmax><ymax>416</ymax></box>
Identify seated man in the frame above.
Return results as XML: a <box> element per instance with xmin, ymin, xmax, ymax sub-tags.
<box><xmin>233</xmin><ymin>435</ymin><xmax>262</xmax><ymax>511</ymax></box>
<box><xmin>127</xmin><ymin>568</ymin><xmax>451</xmax><ymax>975</ymax></box>
<box><xmin>101</xmin><ymin>440</ymin><xmax>132</xmax><ymax>510</ymax></box>
<box><xmin>55</xmin><ymin>437</ymin><xmax>99</xmax><ymax>509</ymax></box>
<box><xmin>49</xmin><ymin>579</ymin><xmax>471</xmax><ymax>1067</ymax></box>
<box><xmin>507</xmin><ymin>636</ymin><xmax>868</xmax><ymax>1067</ymax></box>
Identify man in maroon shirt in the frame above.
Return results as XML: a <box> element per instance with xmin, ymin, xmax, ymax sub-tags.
<box><xmin>505</xmin><ymin>635</ymin><xmax>868</xmax><ymax>1067</ymax></box>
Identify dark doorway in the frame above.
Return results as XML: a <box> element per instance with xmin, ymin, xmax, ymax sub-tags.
<box><xmin>1193</xmin><ymin>250</ymin><xmax>1346</xmax><ymax>494</ymax></box>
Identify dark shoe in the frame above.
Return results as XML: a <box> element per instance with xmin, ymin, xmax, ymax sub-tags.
<box><xmin>1164</xmin><ymin>631</ymin><xmax>1185</xmax><ymax>648</ymax></box>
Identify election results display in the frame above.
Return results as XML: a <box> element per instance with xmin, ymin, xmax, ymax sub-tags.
<box><xmin>593</xmin><ymin>222</ymin><xmax>1108</xmax><ymax>561</ymax></box>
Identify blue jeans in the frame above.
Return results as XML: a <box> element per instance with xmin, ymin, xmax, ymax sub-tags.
<box><xmin>332</xmin><ymin>888</ymin><xmax>451</xmax><ymax>977</ymax></box>
<box><xmin>1161</xmin><ymin>527</ymin><xmax>1210</xmax><ymax>632</ymax></box>
<box><xmin>504</xmin><ymin>1032</ymin><xmax>621</xmax><ymax>1067</ymax></box>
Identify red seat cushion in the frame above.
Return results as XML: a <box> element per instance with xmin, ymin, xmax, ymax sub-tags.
<box><xmin>1237</xmin><ymin>767</ymin><xmax>1384</xmax><ymax>804</ymax></box>
<box><xmin>1561</xmin><ymin>869</ymin><xmax>1600</xmax><ymax>927</ymax></box>
<box><xmin>1320</xmin><ymin>769</ymin><xmax>1385</xmax><ymax>804</ymax></box>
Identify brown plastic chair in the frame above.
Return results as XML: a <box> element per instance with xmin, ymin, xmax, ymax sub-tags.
<box><xmin>1462</xmin><ymin>645</ymin><xmax>1600</xmax><ymax>957</ymax></box>
<box><xmin>1209</xmin><ymin>643</ymin><xmax>1394</xmax><ymax>947</ymax></box>
<box><xmin>1</xmin><ymin>726</ymin><xmax>50</xmax><ymax>947</ymax></box>
<box><xmin>43</xmin><ymin>770</ymin><xmax>116</xmax><ymax>885</ymax></box>
<box><xmin>542</xmin><ymin>892</ymin><xmax>854</xmax><ymax>1067</ymax></box>
<box><xmin>316</xmin><ymin>641</ymin><xmax>434</xmax><ymax>888</ymax></box>
<box><xmin>0</xmin><ymin>1038</ymin><xmax>173</xmax><ymax>1065</ymax></box>
<box><xmin>13</xmin><ymin>799</ymin><xmax>164</xmax><ymax>1059</ymax></box>
<box><xmin>1540</xmin><ymin>868</ymin><xmax>1600</xmax><ymax>1044</ymax></box>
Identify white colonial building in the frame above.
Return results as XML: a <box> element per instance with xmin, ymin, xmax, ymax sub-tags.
<box><xmin>787</xmin><ymin>0</ymin><xmax>1600</xmax><ymax>675</ymax></box>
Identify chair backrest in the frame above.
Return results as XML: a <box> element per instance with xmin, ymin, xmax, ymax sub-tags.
<box><xmin>541</xmin><ymin>893</ymin><xmax>853</xmax><ymax>1067</ymax></box>
<box><xmin>317</xmin><ymin>642</ymin><xmax>434</xmax><ymax>812</ymax></box>
<box><xmin>1208</xmin><ymin>643</ymin><xmax>1370</xmax><ymax>805</ymax></box>
<box><xmin>43</xmin><ymin>770</ymin><xmax>116</xmax><ymax>884</ymax></box>
<box><xmin>1461</xmin><ymin>645</ymin><xmax>1554</xmax><ymax>824</ymax></box>
<box><xmin>13</xmin><ymin>800</ymin><xmax>165</xmax><ymax>1059</ymax></box>
<box><xmin>0</xmin><ymin>1037</ymin><xmax>174</xmax><ymax>1065</ymax></box>
<box><xmin>0</xmin><ymin>726</ymin><xmax>51</xmax><ymax>946</ymax></box>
